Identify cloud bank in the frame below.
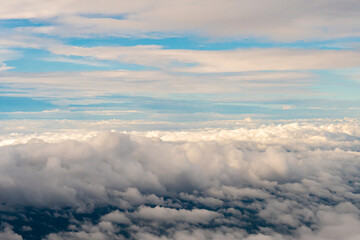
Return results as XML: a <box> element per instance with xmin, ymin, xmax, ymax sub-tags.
<box><xmin>0</xmin><ymin>120</ymin><xmax>359</xmax><ymax>239</ymax></box>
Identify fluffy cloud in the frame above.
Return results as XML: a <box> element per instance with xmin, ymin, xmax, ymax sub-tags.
<box><xmin>0</xmin><ymin>120</ymin><xmax>359</xmax><ymax>239</ymax></box>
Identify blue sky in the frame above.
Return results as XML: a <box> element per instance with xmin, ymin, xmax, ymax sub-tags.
<box><xmin>0</xmin><ymin>0</ymin><xmax>360</xmax><ymax>123</ymax></box>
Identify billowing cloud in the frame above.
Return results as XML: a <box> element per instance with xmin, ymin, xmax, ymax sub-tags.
<box><xmin>0</xmin><ymin>120</ymin><xmax>359</xmax><ymax>239</ymax></box>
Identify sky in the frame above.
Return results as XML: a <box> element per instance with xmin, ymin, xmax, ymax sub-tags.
<box><xmin>0</xmin><ymin>0</ymin><xmax>359</xmax><ymax>125</ymax></box>
<box><xmin>1</xmin><ymin>1</ymin><xmax>360</xmax><ymax>240</ymax></box>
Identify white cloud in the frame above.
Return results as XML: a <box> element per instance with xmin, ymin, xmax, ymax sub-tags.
<box><xmin>0</xmin><ymin>119</ymin><xmax>359</xmax><ymax>239</ymax></box>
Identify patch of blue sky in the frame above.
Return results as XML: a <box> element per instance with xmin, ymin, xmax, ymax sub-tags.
<box><xmin>0</xmin><ymin>96</ymin><xmax>55</xmax><ymax>112</ymax></box>
<box><xmin>62</xmin><ymin>35</ymin><xmax>360</xmax><ymax>51</ymax></box>
<box><xmin>0</xmin><ymin>84</ymin><xmax>37</xmax><ymax>98</ymax></box>
<box><xmin>268</xmin><ymin>97</ymin><xmax>360</xmax><ymax>109</ymax></box>
<box><xmin>124</xmin><ymin>91</ymin><xmax>360</xmax><ymax>119</ymax></box>
<box><xmin>270</xmin><ymin>108</ymin><xmax>360</xmax><ymax>119</ymax></box>
<box><xmin>0</xmin><ymin>92</ymin><xmax>358</xmax><ymax>121</ymax></box>
<box><xmin>0</xmin><ymin>112</ymin><xmax>145</xmax><ymax>120</ymax></box>
<box><xmin>63</xmin><ymin>36</ymin><xmax>281</xmax><ymax>50</ymax></box>
<box><xmin>0</xmin><ymin>19</ymin><xmax>51</xmax><ymax>28</ymax></box>
<box><xmin>63</xmin><ymin>36</ymin><xmax>259</xmax><ymax>50</ymax></box>
<box><xmin>311</xmin><ymin>69</ymin><xmax>360</xmax><ymax>101</ymax></box>
<box><xmin>6</xmin><ymin>48</ymin><xmax>149</xmax><ymax>72</ymax></box>
<box><xmin>69</xmin><ymin>94</ymin><xmax>269</xmax><ymax>116</ymax></box>
<box><xmin>312</xmin><ymin>37</ymin><xmax>360</xmax><ymax>50</ymax></box>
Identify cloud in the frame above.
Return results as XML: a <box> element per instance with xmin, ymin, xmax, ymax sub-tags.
<box><xmin>297</xmin><ymin>208</ymin><xmax>360</xmax><ymax>240</ymax></box>
<box><xmin>2</xmin><ymin>0</ymin><xmax>360</xmax><ymax>41</ymax></box>
<box><xmin>43</xmin><ymin>56</ymin><xmax>108</xmax><ymax>67</ymax></box>
<box><xmin>48</xmin><ymin>45</ymin><xmax>360</xmax><ymax>73</ymax></box>
<box><xmin>0</xmin><ymin>119</ymin><xmax>359</xmax><ymax>238</ymax></box>
<box><xmin>0</xmin><ymin>69</ymin><xmax>317</xmax><ymax>105</ymax></box>
<box><xmin>0</xmin><ymin>1</ymin><xmax>359</xmax><ymax>238</ymax></box>
<box><xmin>101</xmin><ymin>210</ymin><xmax>131</xmax><ymax>225</ymax></box>
<box><xmin>0</xmin><ymin>63</ymin><xmax>13</xmax><ymax>71</ymax></box>
<box><xmin>0</xmin><ymin>224</ymin><xmax>23</xmax><ymax>240</ymax></box>
<box><xmin>0</xmin><ymin>48</ymin><xmax>21</xmax><ymax>71</ymax></box>
<box><xmin>133</xmin><ymin>206</ymin><xmax>222</xmax><ymax>224</ymax></box>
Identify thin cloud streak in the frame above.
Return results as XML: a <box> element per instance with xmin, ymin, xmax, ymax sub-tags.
<box><xmin>2</xmin><ymin>0</ymin><xmax>360</xmax><ymax>41</ymax></box>
<box><xmin>47</xmin><ymin>45</ymin><xmax>360</xmax><ymax>72</ymax></box>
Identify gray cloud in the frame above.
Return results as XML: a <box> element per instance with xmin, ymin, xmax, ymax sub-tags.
<box><xmin>0</xmin><ymin>224</ymin><xmax>23</xmax><ymax>240</ymax></box>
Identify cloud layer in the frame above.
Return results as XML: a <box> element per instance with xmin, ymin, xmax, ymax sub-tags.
<box><xmin>1</xmin><ymin>1</ymin><xmax>360</xmax><ymax>121</ymax></box>
<box><xmin>48</xmin><ymin>45</ymin><xmax>360</xmax><ymax>72</ymax></box>
<box><xmin>2</xmin><ymin>0</ymin><xmax>360</xmax><ymax>40</ymax></box>
<box><xmin>0</xmin><ymin>120</ymin><xmax>359</xmax><ymax>239</ymax></box>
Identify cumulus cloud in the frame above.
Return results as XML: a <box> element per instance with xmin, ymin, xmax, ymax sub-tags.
<box><xmin>0</xmin><ymin>120</ymin><xmax>359</xmax><ymax>239</ymax></box>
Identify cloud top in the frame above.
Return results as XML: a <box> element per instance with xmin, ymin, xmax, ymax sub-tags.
<box><xmin>0</xmin><ymin>120</ymin><xmax>359</xmax><ymax>239</ymax></box>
